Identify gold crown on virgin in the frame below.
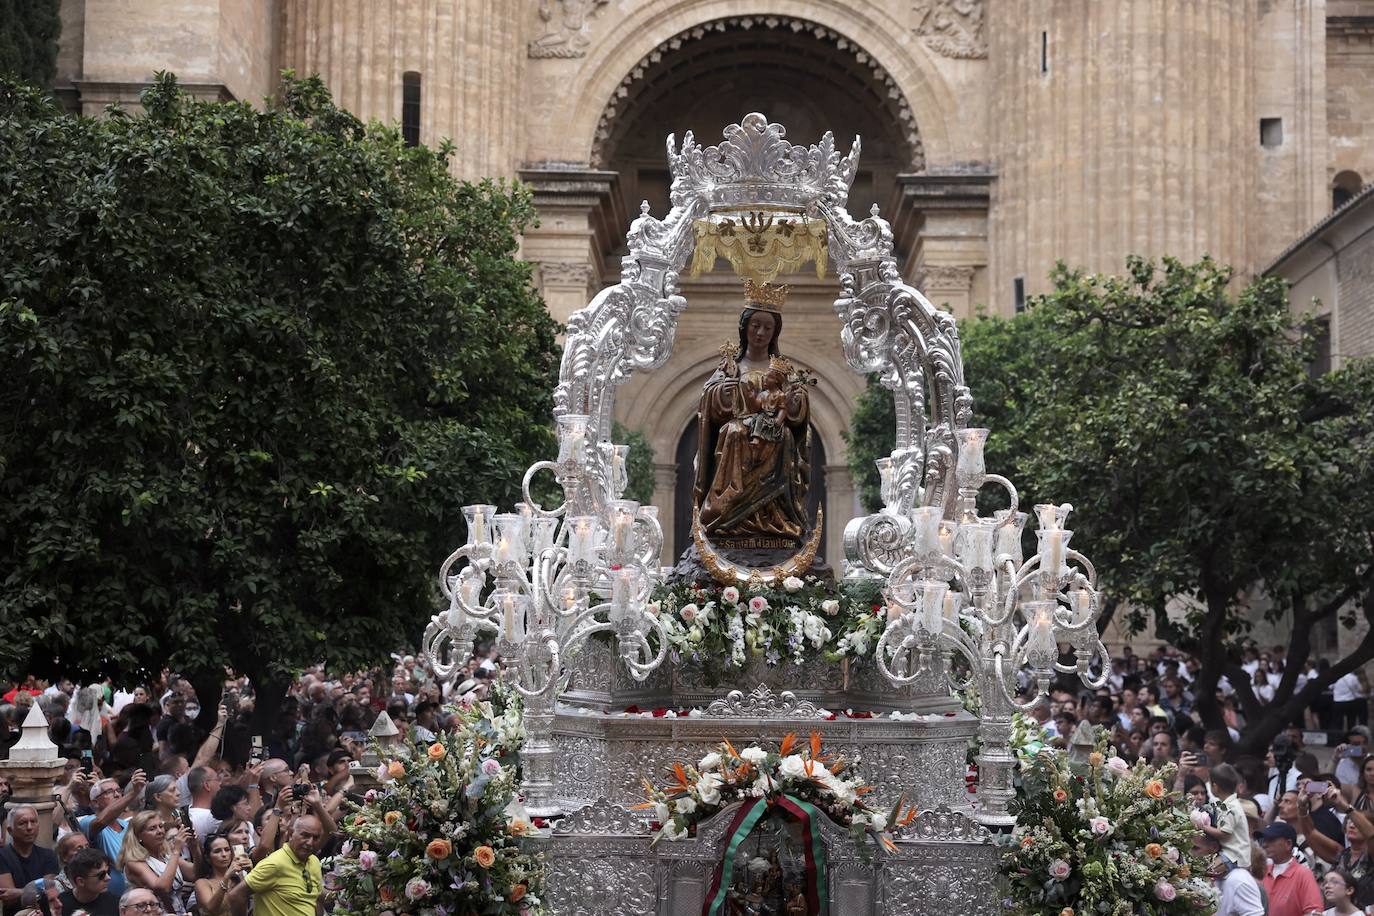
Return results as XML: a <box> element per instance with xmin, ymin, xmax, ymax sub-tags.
<box><xmin>744</xmin><ymin>278</ymin><xmax>789</xmax><ymax>312</ymax></box>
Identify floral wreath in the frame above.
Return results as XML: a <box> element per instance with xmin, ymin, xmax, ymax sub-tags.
<box><xmin>636</xmin><ymin>732</ymin><xmax>914</xmax><ymax>914</ymax></box>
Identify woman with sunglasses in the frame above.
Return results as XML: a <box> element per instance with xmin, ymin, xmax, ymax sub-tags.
<box><xmin>193</xmin><ymin>834</ymin><xmax>251</xmax><ymax>916</ymax></box>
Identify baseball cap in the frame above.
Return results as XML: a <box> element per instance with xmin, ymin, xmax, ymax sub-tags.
<box><xmin>1259</xmin><ymin>822</ymin><xmax>1298</xmax><ymax>843</ymax></box>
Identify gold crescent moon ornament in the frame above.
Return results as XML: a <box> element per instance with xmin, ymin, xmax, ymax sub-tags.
<box><xmin>691</xmin><ymin>507</ymin><xmax>823</xmax><ymax>588</ymax></box>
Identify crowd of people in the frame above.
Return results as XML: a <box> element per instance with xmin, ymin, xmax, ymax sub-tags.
<box><xmin>0</xmin><ymin>639</ymin><xmax>1368</xmax><ymax>916</ymax></box>
<box><xmin>0</xmin><ymin>643</ymin><xmax>497</xmax><ymax>916</ymax></box>
<box><xmin>1026</xmin><ymin>643</ymin><xmax>1371</xmax><ymax>916</ymax></box>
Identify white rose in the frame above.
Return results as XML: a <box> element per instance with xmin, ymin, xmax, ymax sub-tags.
<box><xmin>680</xmin><ymin>602</ymin><xmax>699</xmax><ymax>622</ymax></box>
<box><xmin>869</xmin><ymin>812</ymin><xmax>888</xmax><ymax>833</ymax></box>
<box><xmin>699</xmin><ymin>752</ymin><xmax>723</xmax><ymax>771</ymax></box>
<box><xmin>696</xmin><ymin>773</ymin><xmax>723</xmax><ymax>805</ymax></box>
<box><xmin>646</xmin><ymin>601</ymin><xmax>661</xmax><ymax>617</ymax></box>
<box><xmin>659</xmin><ymin>819</ymin><xmax>685</xmax><ymax>841</ymax></box>
<box><xmin>741</xmin><ymin>746</ymin><xmax>768</xmax><ymax>764</ymax></box>
<box><xmin>783</xmin><ymin>576</ymin><xmax>804</xmax><ymax>593</ymax></box>
<box><xmin>675</xmin><ymin>795</ymin><xmax>697</xmax><ymax>815</ymax></box>
<box><xmin>778</xmin><ymin>755</ymin><xmax>808</xmax><ymax>780</ymax></box>
<box><xmin>821</xmin><ymin>599</ymin><xmax>840</xmax><ymax>616</ymax></box>
<box><xmin>721</xmin><ymin>586</ymin><xmax>740</xmax><ymax>605</ymax></box>
<box><xmin>653</xmin><ymin>802</ymin><xmax>670</xmax><ymax>822</ymax></box>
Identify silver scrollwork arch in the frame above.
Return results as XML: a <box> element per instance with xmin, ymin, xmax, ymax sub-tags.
<box><xmin>550</xmin><ymin>113</ymin><xmax>971</xmax><ymax>576</ymax></box>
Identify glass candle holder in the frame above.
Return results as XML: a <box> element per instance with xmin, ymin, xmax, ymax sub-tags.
<box><xmin>1024</xmin><ymin>599</ymin><xmax>1058</xmax><ymax>668</ymax></box>
<box><xmin>498</xmin><ymin>591</ymin><xmax>528</xmax><ymax>645</ymax></box>
<box><xmin>462</xmin><ymin>504</ymin><xmax>497</xmax><ymax>548</ymax></box>
<box><xmin>1036</xmin><ymin>528</ymin><xmax>1073</xmax><ymax>580</ymax></box>
<box><xmin>958</xmin><ymin>519</ymin><xmax>996</xmax><ymax>574</ymax></box>
<box><xmin>566</xmin><ymin>515</ymin><xmax>598</xmax><ymax>567</ymax></box>
<box><xmin>557</xmin><ymin>414</ymin><xmax>590</xmax><ymax>466</ymax></box>
<box><xmin>876</xmin><ymin>457</ymin><xmax>895</xmax><ymax>509</ymax></box>
<box><xmin>494</xmin><ymin>513</ymin><xmax>527</xmax><ymax>568</ymax></box>
<box><xmin>607</xmin><ymin>499</ymin><xmax>639</xmax><ymax>561</ymax></box>
<box><xmin>954</xmin><ymin>427</ymin><xmax>990</xmax><ymax>488</ymax></box>
<box><xmin>911</xmin><ymin>505</ymin><xmax>942</xmax><ymax>555</ymax></box>
<box><xmin>918</xmin><ymin>579</ymin><xmax>950</xmax><ymax>634</ymax></box>
<box><xmin>994</xmin><ymin>509</ymin><xmax>1028</xmax><ymax>567</ymax></box>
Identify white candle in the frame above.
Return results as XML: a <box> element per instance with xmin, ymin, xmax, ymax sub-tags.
<box><xmin>495</xmin><ymin>536</ymin><xmax>513</xmax><ymax>566</ymax></box>
<box><xmin>943</xmin><ymin>590</ymin><xmax>958</xmax><ymax>623</ymax></box>
<box><xmin>919</xmin><ymin>580</ymin><xmax>948</xmax><ymax>634</ymax></box>
<box><xmin>472</xmin><ymin>507</ymin><xmax>486</xmax><ymax>545</ymax></box>
<box><xmin>501</xmin><ymin>593</ymin><xmax>516</xmax><ymax>642</ymax></box>
<box><xmin>1026</xmin><ymin>601</ymin><xmax>1057</xmax><ymax>659</ymax></box>
<box><xmin>912</xmin><ymin>506</ymin><xmax>942</xmax><ymax>555</ymax></box>
<box><xmin>568</xmin><ymin>516</ymin><xmax>596</xmax><ymax>565</ymax></box>
<box><xmin>1044</xmin><ymin>529</ymin><xmax>1064</xmax><ymax>575</ymax></box>
<box><xmin>1071</xmin><ymin>589</ymin><xmax>1092</xmax><ymax>625</ymax></box>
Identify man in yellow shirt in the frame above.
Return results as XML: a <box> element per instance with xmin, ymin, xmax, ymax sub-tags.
<box><xmin>227</xmin><ymin>815</ymin><xmax>324</xmax><ymax>916</ymax></box>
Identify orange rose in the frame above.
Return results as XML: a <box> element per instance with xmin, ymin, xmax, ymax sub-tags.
<box><xmin>1144</xmin><ymin>779</ymin><xmax>1166</xmax><ymax>799</ymax></box>
<box><xmin>507</xmin><ymin>819</ymin><xmax>529</xmax><ymax>836</ymax></box>
<box><xmin>387</xmin><ymin>760</ymin><xmax>406</xmax><ymax>779</ymax></box>
<box><xmin>1052</xmin><ymin>789</ymin><xmax>1069</xmax><ymax>803</ymax></box>
<box><xmin>352</xmin><ymin>815</ymin><xmax>366</xmax><ymax>826</ymax></box>
<box><xmin>425</xmin><ymin>839</ymin><xmax>452</xmax><ymax>860</ymax></box>
<box><xmin>427</xmin><ymin>742</ymin><xmax>446</xmax><ymax>761</ymax></box>
<box><xmin>1145</xmin><ymin>843</ymin><xmax>1164</xmax><ymax>859</ymax></box>
<box><xmin>1021</xmin><ymin>837</ymin><xmax>1034</xmax><ymax>849</ymax></box>
<box><xmin>1088</xmin><ymin>752</ymin><xmax>1103</xmax><ymax>767</ymax></box>
<box><xmin>384</xmin><ymin>811</ymin><xmax>402</xmax><ymax>826</ymax></box>
<box><xmin>508</xmin><ymin>885</ymin><xmax>527</xmax><ymax>903</ymax></box>
<box><xmin>473</xmin><ymin>845</ymin><xmax>496</xmax><ymax>869</ymax></box>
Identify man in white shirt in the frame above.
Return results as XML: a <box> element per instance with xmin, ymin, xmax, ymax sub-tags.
<box><xmin>1334</xmin><ymin>726</ymin><xmax>1370</xmax><ymax>791</ymax></box>
<box><xmin>1334</xmin><ymin>672</ymin><xmax>1367</xmax><ymax>731</ymax></box>
<box><xmin>185</xmin><ymin>765</ymin><xmax>223</xmax><ymax>839</ymax></box>
<box><xmin>1195</xmin><ymin>827</ymin><xmax>1264</xmax><ymax>916</ymax></box>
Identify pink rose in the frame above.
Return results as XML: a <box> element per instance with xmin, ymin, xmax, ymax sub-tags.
<box><xmin>1190</xmin><ymin>809</ymin><xmax>1211</xmax><ymax>829</ymax></box>
<box><xmin>1049</xmin><ymin>859</ymin><xmax>1071</xmax><ymax>880</ymax></box>
<box><xmin>1154</xmin><ymin>880</ymin><xmax>1176</xmax><ymax>902</ymax></box>
<box><xmin>680</xmin><ymin>603</ymin><xmax>699</xmax><ymax>622</ymax></box>
<box><xmin>1105</xmin><ymin>755</ymin><xmax>1130</xmax><ymax>776</ymax></box>
<box><xmin>358</xmin><ymin>850</ymin><xmax>378</xmax><ymax>870</ymax></box>
<box><xmin>721</xmin><ymin>587</ymin><xmax>740</xmax><ymax>605</ymax></box>
<box><xmin>1089</xmin><ymin>816</ymin><xmax>1111</xmax><ymax>835</ymax></box>
<box><xmin>481</xmin><ymin>758</ymin><xmax>502</xmax><ymax>776</ymax></box>
<box><xmin>749</xmin><ymin>596</ymin><xmax>769</xmax><ymax>613</ymax></box>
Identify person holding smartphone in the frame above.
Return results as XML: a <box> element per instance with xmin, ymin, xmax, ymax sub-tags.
<box><xmin>192</xmin><ymin>834</ymin><xmax>250</xmax><ymax>916</ymax></box>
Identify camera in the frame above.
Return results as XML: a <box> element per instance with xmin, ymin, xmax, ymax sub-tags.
<box><xmin>291</xmin><ymin>783</ymin><xmax>313</xmax><ymax>801</ymax></box>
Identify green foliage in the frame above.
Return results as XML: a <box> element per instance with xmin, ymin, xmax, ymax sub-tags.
<box><xmin>0</xmin><ymin>74</ymin><xmax>561</xmax><ymax>687</ymax></box>
<box><xmin>0</xmin><ymin>0</ymin><xmax>61</xmax><ymax>88</ymax></box>
<box><xmin>846</xmin><ymin>257</ymin><xmax>1374</xmax><ymax>752</ymax></box>
<box><xmin>611</xmin><ymin>420</ymin><xmax>655</xmax><ymax>506</ymax></box>
<box><xmin>844</xmin><ymin>375</ymin><xmax>895</xmax><ymax>513</ymax></box>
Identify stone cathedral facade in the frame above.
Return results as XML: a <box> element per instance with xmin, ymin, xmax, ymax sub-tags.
<box><xmin>53</xmin><ymin>0</ymin><xmax>1374</xmax><ymax>570</ymax></box>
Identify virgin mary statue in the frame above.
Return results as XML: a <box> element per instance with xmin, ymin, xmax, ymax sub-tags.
<box><xmin>692</xmin><ymin>280</ymin><xmax>815</xmax><ymax>553</ymax></box>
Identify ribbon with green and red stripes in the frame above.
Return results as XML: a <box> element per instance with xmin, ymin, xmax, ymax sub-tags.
<box><xmin>700</xmin><ymin>795</ymin><xmax>829</xmax><ymax>916</ymax></box>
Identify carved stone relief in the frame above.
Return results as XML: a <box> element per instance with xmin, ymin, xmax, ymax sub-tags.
<box><xmin>540</xmin><ymin>260</ymin><xmax>595</xmax><ymax>287</ymax></box>
<box><xmin>528</xmin><ymin>0</ymin><xmax>609</xmax><ymax>58</ymax></box>
<box><xmin>911</xmin><ymin>0</ymin><xmax>987</xmax><ymax>59</ymax></box>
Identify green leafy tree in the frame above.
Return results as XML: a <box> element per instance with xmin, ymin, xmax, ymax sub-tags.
<box><xmin>0</xmin><ymin>74</ymin><xmax>561</xmax><ymax>719</ymax></box>
<box><xmin>844</xmin><ymin>375</ymin><xmax>895</xmax><ymax>514</ymax></box>
<box><xmin>847</xmin><ymin>258</ymin><xmax>1374</xmax><ymax>755</ymax></box>
<box><xmin>612</xmin><ymin>420</ymin><xmax>656</xmax><ymax>506</ymax></box>
<box><xmin>0</xmin><ymin>0</ymin><xmax>61</xmax><ymax>88</ymax></box>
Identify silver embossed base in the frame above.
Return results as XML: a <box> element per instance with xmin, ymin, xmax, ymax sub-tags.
<box><xmin>553</xmin><ymin>685</ymin><xmax>976</xmax><ymax>814</ymax></box>
<box><xmin>541</xmin><ymin>799</ymin><xmax>999</xmax><ymax>915</ymax></box>
<box><xmin>564</xmin><ymin>636</ymin><xmax>960</xmax><ymax>714</ymax></box>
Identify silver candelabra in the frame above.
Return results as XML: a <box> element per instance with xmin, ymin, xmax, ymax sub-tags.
<box><xmin>424</xmin><ymin>413</ymin><xmax>670</xmax><ymax>816</ymax></box>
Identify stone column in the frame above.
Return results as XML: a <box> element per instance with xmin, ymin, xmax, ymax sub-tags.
<box><xmin>651</xmin><ymin>462</ymin><xmax>678</xmax><ymax>566</ymax></box>
<box><xmin>518</xmin><ymin>167</ymin><xmax>626</xmax><ymax>327</ymax></box>
<box><xmin>824</xmin><ymin>463</ymin><xmax>857</xmax><ymax>574</ymax></box>
<box><xmin>890</xmin><ymin>173</ymin><xmax>991</xmax><ymax>319</ymax></box>
<box><xmin>0</xmin><ymin>706</ymin><xmax>67</xmax><ymax>849</ymax></box>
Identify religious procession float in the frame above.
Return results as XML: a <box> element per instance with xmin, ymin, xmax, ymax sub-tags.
<box><xmin>372</xmin><ymin>114</ymin><xmax>1191</xmax><ymax>915</ymax></box>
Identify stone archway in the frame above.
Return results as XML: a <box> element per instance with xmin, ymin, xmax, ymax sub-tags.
<box><xmin>594</xmin><ymin>14</ymin><xmax>925</xmax><ymax>232</ymax></box>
